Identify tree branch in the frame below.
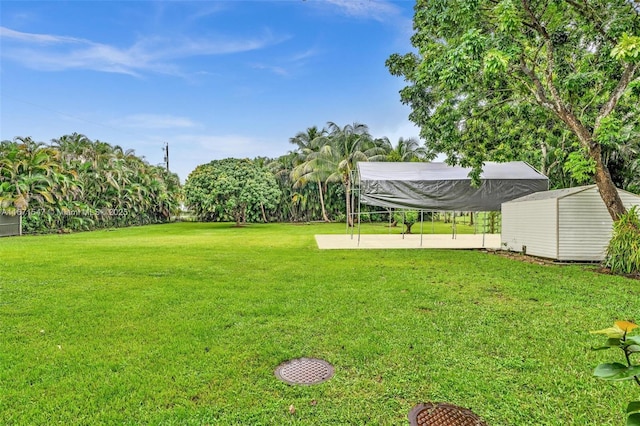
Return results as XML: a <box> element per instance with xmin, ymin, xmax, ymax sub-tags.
<box><xmin>580</xmin><ymin>80</ymin><xmax>604</xmax><ymax>119</ymax></box>
<box><xmin>544</xmin><ymin>39</ymin><xmax>566</xmax><ymax>113</ymax></box>
<box><xmin>521</xmin><ymin>0</ymin><xmax>550</xmax><ymax>39</ymax></box>
<box><xmin>519</xmin><ymin>57</ymin><xmax>555</xmax><ymax>111</ymax></box>
<box><xmin>469</xmin><ymin>98</ymin><xmax>515</xmax><ymax>120</ymax></box>
<box><xmin>564</xmin><ymin>0</ymin><xmax>618</xmax><ymax>45</ymax></box>
<box><xmin>594</xmin><ymin>62</ymin><xmax>640</xmax><ymax>131</ymax></box>
<box><xmin>521</xmin><ymin>0</ymin><xmax>573</xmax><ymax>120</ymax></box>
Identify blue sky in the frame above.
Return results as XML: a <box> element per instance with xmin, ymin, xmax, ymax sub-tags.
<box><xmin>1</xmin><ymin>0</ymin><xmax>419</xmax><ymax>181</ymax></box>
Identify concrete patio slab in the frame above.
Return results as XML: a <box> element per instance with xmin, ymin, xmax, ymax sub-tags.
<box><xmin>315</xmin><ymin>233</ymin><xmax>502</xmax><ymax>250</ymax></box>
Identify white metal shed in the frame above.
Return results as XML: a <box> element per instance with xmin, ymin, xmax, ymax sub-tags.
<box><xmin>501</xmin><ymin>185</ymin><xmax>640</xmax><ymax>261</ymax></box>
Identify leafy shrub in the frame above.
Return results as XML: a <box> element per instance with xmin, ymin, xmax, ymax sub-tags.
<box><xmin>605</xmin><ymin>206</ymin><xmax>640</xmax><ymax>275</ymax></box>
<box><xmin>590</xmin><ymin>321</ymin><xmax>640</xmax><ymax>425</ymax></box>
<box><xmin>393</xmin><ymin>210</ymin><xmax>419</xmax><ymax>234</ymax></box>
<box><xmin>184</xmin><ymin>158</ymin><xmax>281</xmax><ymax>225</ymax></box>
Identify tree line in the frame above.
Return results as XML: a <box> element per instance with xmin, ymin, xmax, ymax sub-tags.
<box><xmin>4</xmin><ymin>2</ymin><xmax>639</xmax><ymax>233</ymax></box>
<box><xmin>182</xmin><ymin>0</ymin><xmax>640</xmax><ymax>228</ymax></box>
<box><xmin>184</xmin><ymin>111</ymin><xmax>639</xmax><ymax>226</ymax></box>
<box><xmin>0</xmin><ymin>134</ymin><xmax>181</xmax><ymax>234</ymax></box>
<box><xmin>184</xmin><ymin>121</ymin><xmax>439</xmax><ymax>226</ymax></box>
<box><xmin>3</xmin><ymin>108</ymin><xmax>638</xmax><ymax>232</ymax></box>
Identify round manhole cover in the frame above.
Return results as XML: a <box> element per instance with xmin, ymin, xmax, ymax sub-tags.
<box><xmin>274</xmin><ymin>358</ymin><xmax>334</xmax><ymax>385</ymax></box>
<box><xmin>409</xmin><ymin>402</ymin><xmax>488</xmax><ymax>426</ymax></box>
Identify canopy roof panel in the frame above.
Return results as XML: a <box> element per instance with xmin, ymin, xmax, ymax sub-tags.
<box><xmin>357</xmin><ymin>161</ymin><xmax>548</xmax><ymax>211</ymax></box>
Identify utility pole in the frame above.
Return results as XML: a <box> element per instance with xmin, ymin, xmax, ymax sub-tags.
<box><xmin>163</xmin><ymin>142</ymin><xmax>169</xmax><ymax>172</ymax></box>
<box><xmin>162</xmin><ymin>142</ymin><xmax>172</xmax><ymax>222</ymax></box>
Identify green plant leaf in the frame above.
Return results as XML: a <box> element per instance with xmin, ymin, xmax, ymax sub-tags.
<box><xmin>611</xmin><ymin>33</ymin><xmax>640</xmax><ymax>61</ymax></box>
<box><xmin>591</xmin><ymin>346</ymin><xmax>614</xmax><ymax>351</ymax></box>
<box><xmin>628</xmin><ymin>401</ymin><xmax>640</xmax><ymax>415</ymax></box>
<box><xmin>591</xmin><ymin>336</ymin><xmax>624</xmax><ymax>350</ymax></box>
<box><xmin>606</xmin><ymin>337</ymin><xmax>624</xmax><ymax>347</ymax></box>
<box><xmin>594</xmin><ymin>362</ymin><xmax>627</xmax><ymax>377</ymax></box>
<box><xmin>594</xmin><ymin>363</ymin><xmax>640</xmax><ymax>381</ymax></box>
<box><xmin>628</xmin><ymin>413</ymin><xmax>640</xmax><ymax>426</ymax></box>
<box><xmin>627</xmin><ymin>336</ymin><xmax>640</xmax><ymax>345</ymax></box>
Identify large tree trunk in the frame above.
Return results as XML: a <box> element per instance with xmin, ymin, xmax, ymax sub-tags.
<box><xmin>260</xmin><ymin>202</ymin><xmax>268</xmax><ymax>223</ymax></box>
<box><xmin>516</xmin><ymin>16</ymin><xmax>636</xmax><ymax>223</ymax></box>
<box><xmin>589</xmin><ymin>144</ymin><xmax>627</xmax><ymax>221</ymax></box>
<box><xmin>558</xmin><ymin>111</ymin><xmax>627</xmax><ymax>221</ymax></box>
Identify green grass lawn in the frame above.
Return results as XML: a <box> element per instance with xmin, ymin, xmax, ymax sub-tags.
<box><xmin>334</xmin><ymin>213</ymin><xmax>494</xmax><ymax>235</ymax></box>
<box><xmin>1</xmin><ymin>222</ymin><xmax>638</xmax><ymax>425</ymax></box>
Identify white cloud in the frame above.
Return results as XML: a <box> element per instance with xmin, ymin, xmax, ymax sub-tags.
<box><xmin>116</xmin><ymin>114</ymin><xmax>199</xmax><ymax>130</ymax></box>
<box><xmin>369</xmin><ymin>119</ymin><xmax>421</xmax><ymax>145</ymax></box>
<box><xmin>177</xmin><ymin>133</ymin><xmax>286</xmax><ymax>160</ymax></box>
<box><xmin>290</xmin><ymin>48</ymin><xmax>320</xmax><ymax>62</ymax></box>
<box><xmin>250</xmin><ymin>47</ymin><xmax>321</xmax><ymax>77</ymax></box>
<box><xmin>186</xmin><ymin>3</ymin><xmax>229</xmax><ymax>21</ymax></box>
<box><xmin>0</xmin><ymin>26</ymin><xmax>84</xmax><ymax>44</ymax></box>
<box><xmin>322</xmin><ymin>0</ymin><xmax>403</xmax><ymax>23</ymax></box>
<box><xmin>0</xmin><ymin>26</ymin><xmax>288</xmax><ymax>76</ymax></box>
<box><xmin>307</xmin><ymin>0</ymin><xmax>413</xmax><ymax>41</ymax></box>
<box><xmin>250</xmin><ymin>63</ymin><xmax>290</xmax><ymax>77</ymax></box>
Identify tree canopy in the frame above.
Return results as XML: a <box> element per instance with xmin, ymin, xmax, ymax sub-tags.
<box><xmin>184</xmin><ymin>158</ymin><xmax>281</xmax><ymax>225</ymax></box>
<box><xmin>309</xmin><ymin>122</ymin><xmax>388</xmax><ymax>227</ymax></box>
<box><xmin>0</xmin><ymin>134</ymin><xmax>181</xmax><ymax>233</ymax></box>
<box><xmin>386</xmin><ymin>0</ymin><xmax>640</xmax><ymax>221</ymax></box>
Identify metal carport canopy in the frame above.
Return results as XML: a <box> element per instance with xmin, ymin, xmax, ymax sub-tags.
<box><xmin>357</xmin><ymin>161</ymin><xmax>549</xmax><ymax>211</ymax></box>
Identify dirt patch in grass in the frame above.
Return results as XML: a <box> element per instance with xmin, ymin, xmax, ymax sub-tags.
<box><xmin>591</xmin><ymin>266</ymin><xmax>640</xmax><ymax>280</ymax></box>
<box><xmin>489</xmin><ymin>249</ymin><xmax>640</xmax><ymax>280</ymax></box>
<box><xmin>487</xmin><ymin>250</ymin><xmax>556</xmax><ymax>266</ymax></box>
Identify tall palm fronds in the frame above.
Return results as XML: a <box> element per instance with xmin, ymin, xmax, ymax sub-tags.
<box><xmin>1</xmin><ymin>134</ymin><xmax>181</xmax><ymax>234</ymax></box>
<box><xmin>384</xmin><ymin>137</ymin><xmax>434</xmax><ymax>162</ymax></box>
<box><xmin>314</xmin><ymin>122</ymin><xmax>387</xmax><ymax>227</ymax></box>
<box><xmin>289</xmin><ymin>126</ymin><xmax>331</xmax><ymax>222</ymax></box>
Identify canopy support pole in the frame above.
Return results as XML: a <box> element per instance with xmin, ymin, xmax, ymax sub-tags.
<box><xmin>432</xmin><ymin>212</ymin><xmax>435</xmax><ymax>234</ymax></box>
<box><xmin>473</xmin><ymin>212</ymin><xmax>478</xmax><ymax>235</ymax></box>
<box><xmin>357</xmin><ymin>190</ymin><xmax>361</xmax><ymax>246</ymax></box>
<box><xmin>452</xmin><ymin>213</ymin><xmax>457</xmax><ymax>240</ymax></box>
<box><xmin>349</xmin><ymin>168</ymin><xmax>357</xmax><ymax>242</ymax></box>
<box><xmin>420</xmin><ymin>210</ymin><xmax>424</xmax><ymax>247</ymax></box>
<box><xmin>483</xmin><ymin>212</ymin><xmax>488</xmax><ymax>248</ymax></box>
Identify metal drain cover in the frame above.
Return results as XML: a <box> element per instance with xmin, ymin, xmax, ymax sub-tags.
<box><xmin>274</xmin><ymin>358</ymin><xmax>334</xmax><ymax>385</ymax></box>
<box><xmin>409</xmin><ymin>402</ymin><xmax>488</xmax><ymax>426</ymax></box>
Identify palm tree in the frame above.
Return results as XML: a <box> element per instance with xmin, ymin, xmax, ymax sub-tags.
<box><xmin>52</xmin><ymin>133</ymin><xmax>93</xmax><ymax>165</ymax></box>
<box><xmin>290</xmin><ymin>126</ymin><xmax>331</xmax><ymax>222</ymax></box>
<box><xmin>384</xmin><ymin>137</ymin><xmax>432</xmax><ymax>162</ymax></box>
<box><xmin>0</xmin><ymin>137</ymin><xmax>64</xmax><ymax>210</ymax></box>
<box><xmin>3</xmin><ymin>133</ymin><xmax>181</xmax><ymax>233</ymax></box>
<box><xmin>313</xmin><ymin>122</ymin><xmax>387</xmax><ymax>227</ymax></box>
<box><xmin>268</xmin><ymin>152</ymin><xmax>300</xmax><ymax>221</ymax></box>
<box><xmin>52</xmin><ymin>134</ymin><xmax>181</xmax><ymax>229</ymax></box>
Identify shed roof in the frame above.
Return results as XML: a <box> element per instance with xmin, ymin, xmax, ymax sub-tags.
<box><xmin>505</xmin><ymin>184</ymin><xmax>640</xmax><ymax>203</ymax></box>
<box><xmin>505</xmin><ymin>185</ymin><xmax>595</xmax><ymax>202</ymax></box>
